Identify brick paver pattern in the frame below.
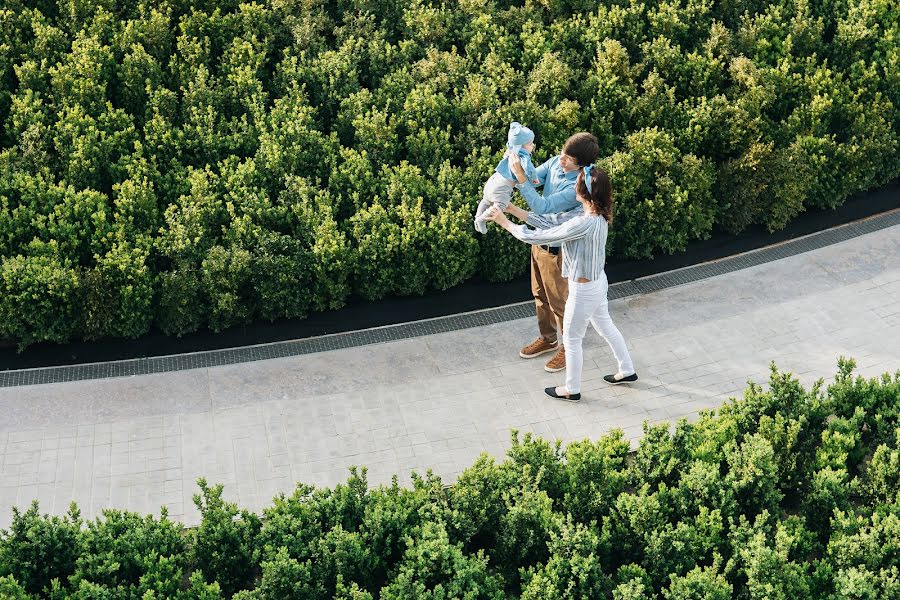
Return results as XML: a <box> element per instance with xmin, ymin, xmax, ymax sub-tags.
<box><xmin>1</xmin><ymin>224</ymin><xmax>898</xmax><ymax>527</ymax></box>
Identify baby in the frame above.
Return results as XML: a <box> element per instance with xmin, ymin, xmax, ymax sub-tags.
<box><xmin>473</xmin><ymin>122</ymin><xmax>538</xmax><ymax>234</ymax></box>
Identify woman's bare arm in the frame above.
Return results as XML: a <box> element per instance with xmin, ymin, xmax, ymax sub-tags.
<box><xmin>504</xmin><ymin>203</ymin><xmax>529</xmax><ymax>221</ymax></box>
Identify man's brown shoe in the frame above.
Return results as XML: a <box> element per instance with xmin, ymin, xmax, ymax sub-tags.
<box><xmin>519</xmin><ymin>338</ymin><xmax>559</xmax><ymax>359</ymax></box>
<box><xmin>544</xmin><ymin>346</ymin><xmax>566</xmax><ymax>372</ymax></box>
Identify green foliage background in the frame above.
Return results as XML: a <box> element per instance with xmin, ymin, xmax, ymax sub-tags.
<box><xmin>1</xmin><ymin>360</ymin><xmax>899</xmax><ymax>598</ymax></box>
<box><xmin>1</xmin><ymin>0</ymin><xmax>898</xmax><ymax>346</ymax></box>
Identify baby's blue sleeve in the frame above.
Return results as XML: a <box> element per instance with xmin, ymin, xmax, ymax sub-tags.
<box><xmin>532</xmin><ymin>160</ymin><xmax>549</xmax><ymax>186</ymax></box>
<box><xmin>519</xmin><ymin>151</ymin><xmax>539</xmax><ymax>184</ymax></box>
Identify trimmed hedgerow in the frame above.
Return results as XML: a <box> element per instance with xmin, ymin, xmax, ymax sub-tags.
<box><xmin>0</xmin><ymin>0</ymin><xmax>897</xmax><ymax>347</ymax></box>
<box><xmin>1</xmin><ymin>358</ymin><xmax>899</xmax><ymax>598</ymax></box>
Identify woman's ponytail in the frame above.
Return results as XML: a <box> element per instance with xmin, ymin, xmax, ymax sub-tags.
<box><xmin>575</xmin><ymin>166</ymin><xmax>613</xmax><ymax>223</ymax></box>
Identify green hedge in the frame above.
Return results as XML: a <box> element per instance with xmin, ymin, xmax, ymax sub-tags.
<box><xmin>1</xmin><ymin>0</ymin><xmax>899</xmax><ymax>347</ymax></box>
<box><xmin>1</xmin><ymin>359</ymin><xmax>899</xmax><ymax>598</ymax></box>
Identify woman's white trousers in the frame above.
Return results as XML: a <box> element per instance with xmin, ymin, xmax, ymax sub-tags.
<box><xmin>562</xmin><ymin>274</ymin><xmax>635</xmax><ymax>394</ymax></box>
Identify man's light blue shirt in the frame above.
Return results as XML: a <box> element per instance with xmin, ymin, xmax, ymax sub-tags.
<box><xmin>515</xmin><ymin>155</ymin><xmax>580</xmax><ymax>215</ymax></box>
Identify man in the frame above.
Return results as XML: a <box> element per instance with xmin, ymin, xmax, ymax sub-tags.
<box><xmin>507</xmin><ymin>132</ymin><xmax>600</xmax><ymax>372</ymax></box>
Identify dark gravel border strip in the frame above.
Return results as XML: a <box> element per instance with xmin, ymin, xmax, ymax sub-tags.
<box><xmin>2</xmin><ymin>210</ymin><xmax>898</xmax><ymax>387</ymax></box>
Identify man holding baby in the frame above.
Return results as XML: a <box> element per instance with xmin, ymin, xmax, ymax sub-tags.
<box><xmin>512</xmin><ymin>132</ymin><xmax>601</xmax><ymax>373</ymax></box>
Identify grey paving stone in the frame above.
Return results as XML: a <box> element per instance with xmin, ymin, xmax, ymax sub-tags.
<box><xmin>1</xmin><ymin>225</ymin><xmax>898</xmax><ymax>528</ymax></box>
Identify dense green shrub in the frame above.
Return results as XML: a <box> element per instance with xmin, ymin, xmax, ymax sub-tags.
<box><xmin>80</xmin><ymin>241</ymin><xmax>155</xmax><ymax>340</ymax></box>
<box><xmin>519</xmin><ymin>518</ymin><xmax>609</xmax><ymax>599</ymax></box>
<box><xmin>0</xmin><ymin>0</ymin><xmax>900</xmax><ymax>326</ymax></box>
<box><xmin>190</xmin><ymin>479</ymin><xmax>262</xmax><ymax>598</ymax></box>
<box><xmin>602</xmin><ymin>128</ymin><xmax>715</xmax><ymax>259</ymax></box>
<box><xmin>1</xmin><ymin>360</ymin><xmax>899</xmax><ymax>598</ymax></box>
<box><xmin>714</xmin><ymin>140</ymin><xmax>813</xmax><ymax>234</ymax></box>
<box><xmin>0</xmin><ymin>0</ymin><xmax>897</xmax><ymax>346</ymax></box>
<box><xmin>0</xmin><ymin>254</ymin><xmax>80</xmax><ymax>349</ymax></box>
<box><xmin>349</xmin><ymin>199</ymin><xmax>403</xmax><ymax>301</ymax></box>
<box><xmin>0</xmin><ymin>502</ymin><xmax>82</xmax><ymax>596</ymax></box>
<box><xmin>155</xmin><ymin>265</ymin><xmax>206</xmax><ymax>336</ymax></box>
<box><xmin>664</xmin><ymin>564</ymin><xmax>732</xmax><ymax>600</ymax></box>
<box><xmin>379</xmin><ymin>521</ymin><xmax>505</xmax><ymax>600</ymax></box>
<box><xmin>0</xmin><ymin>575</ymin><xmax>30</xmax><ymax>600</ymax></box>
<box><xmin>69</xmin><ymin>509</ymin><xmax>186</xmax><ymax>594</ymax></box>
<box><xmin>427</xmin><ymin>203</ymin><xmax>480</xmax><ymax>291</ymax></box>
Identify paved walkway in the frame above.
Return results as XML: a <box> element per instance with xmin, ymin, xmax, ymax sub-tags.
<box><xmin>1</xmin><ymin>224</ymin><xmax>898</xmax><ymax>528</ymax></box>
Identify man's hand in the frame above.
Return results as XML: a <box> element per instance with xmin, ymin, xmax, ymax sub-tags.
<box><xmin>508</xmin><ymin>155</ymin><xmax>527</xmax><ymax>184</ymax></box>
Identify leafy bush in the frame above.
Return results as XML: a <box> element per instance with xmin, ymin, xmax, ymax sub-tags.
<box><xmin>519</xmin><ymin>518</ymin><xmax>609</xmax><ymax>599</ymax></box>
<box><xmin>714</xmin><ymin>140</ymin><xmax>812</xmax><ymax>234</ymax></box>
<box><xmin>0</xmin><ymin>502</ymin><xmax>82</xmax><ymax>596</ymax></box>
<box><xmin>155</xmin><ymin>265</ymin><xmax>206</xmax><ymax>336</ymax></box>
<box><xmin>663</xmin><ymin>564</ymin><xmax>732</xmax><ymax>600</ymax></box>
<box><xmin>190</xmin><ymin>479</ymin><xmax>262</xmax><ymax>597</ymax></box>
<box><xmin>380</xmin><ymin>521</ymin><xmax>505</xmax><ymax>600</ymax></box>
<box><xmin>0</xmin><ymin>0</ymin><xmax>897</xmax><ymax>346</ymax></box>
<box><xmin>0</xmin><ymin>254</ymin><xmax>80</xmax><ymax>349</ymax></box>
<box><xmin>602</xmin><ymin>128</ymin><xmax>715</xmax><ymax>259</ymax></box>
<box><xmin>69</xmin><ymin>509</ymin><xmax>186</xmax><ymax>594</ymax></box>
<box><xmin>80</xmin><ymin>241</ymin><xmax>155</xmax><ymax>340</ymax></box>
<box><xmin>0</xmin><ymin>361</ymin><xmax>899</xmax><ymax>597</ymax></box>
<box><xmin>0</xmin><ymin>575</ymin><xmax>30</xmax><ymax>600</ymax></box>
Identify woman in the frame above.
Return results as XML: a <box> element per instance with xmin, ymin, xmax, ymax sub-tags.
<box><xmin>486</xmin><ymin>165</ymin><xmax>637</xmax><ymax>401</ymax></box>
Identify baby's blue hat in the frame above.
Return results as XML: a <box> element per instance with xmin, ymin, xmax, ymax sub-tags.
<box><xmin>507</xmin><ymin>122</ymin><xmax>535</xmax><ymax>148</ymax></box>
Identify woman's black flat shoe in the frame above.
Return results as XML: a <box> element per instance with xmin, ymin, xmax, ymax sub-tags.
<box><xmin>603</xmin><ymin>373</ymin><xmax>638</xmax><ymax>385</ymax></box>
<box><xmin>544</xmin><ymin>387</ymin><xmax>581</xmax><ymax>402</ymax></box>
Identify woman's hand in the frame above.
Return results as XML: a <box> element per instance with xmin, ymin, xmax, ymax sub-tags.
<box><xmin>485</xmin><ymin>206</ymin><xmax>510</xmax><ymax>228</ymax></box>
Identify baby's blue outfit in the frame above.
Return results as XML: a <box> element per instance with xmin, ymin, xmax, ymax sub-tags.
<box><xmin>495</xmin><ymin>147</ymin><xmax>538</xmax><ymax>184</ymax></box>
<box><xmin>474</xmin><ymin>122</ymin><xmax>537</xmax><ymax>234</ymax></box>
